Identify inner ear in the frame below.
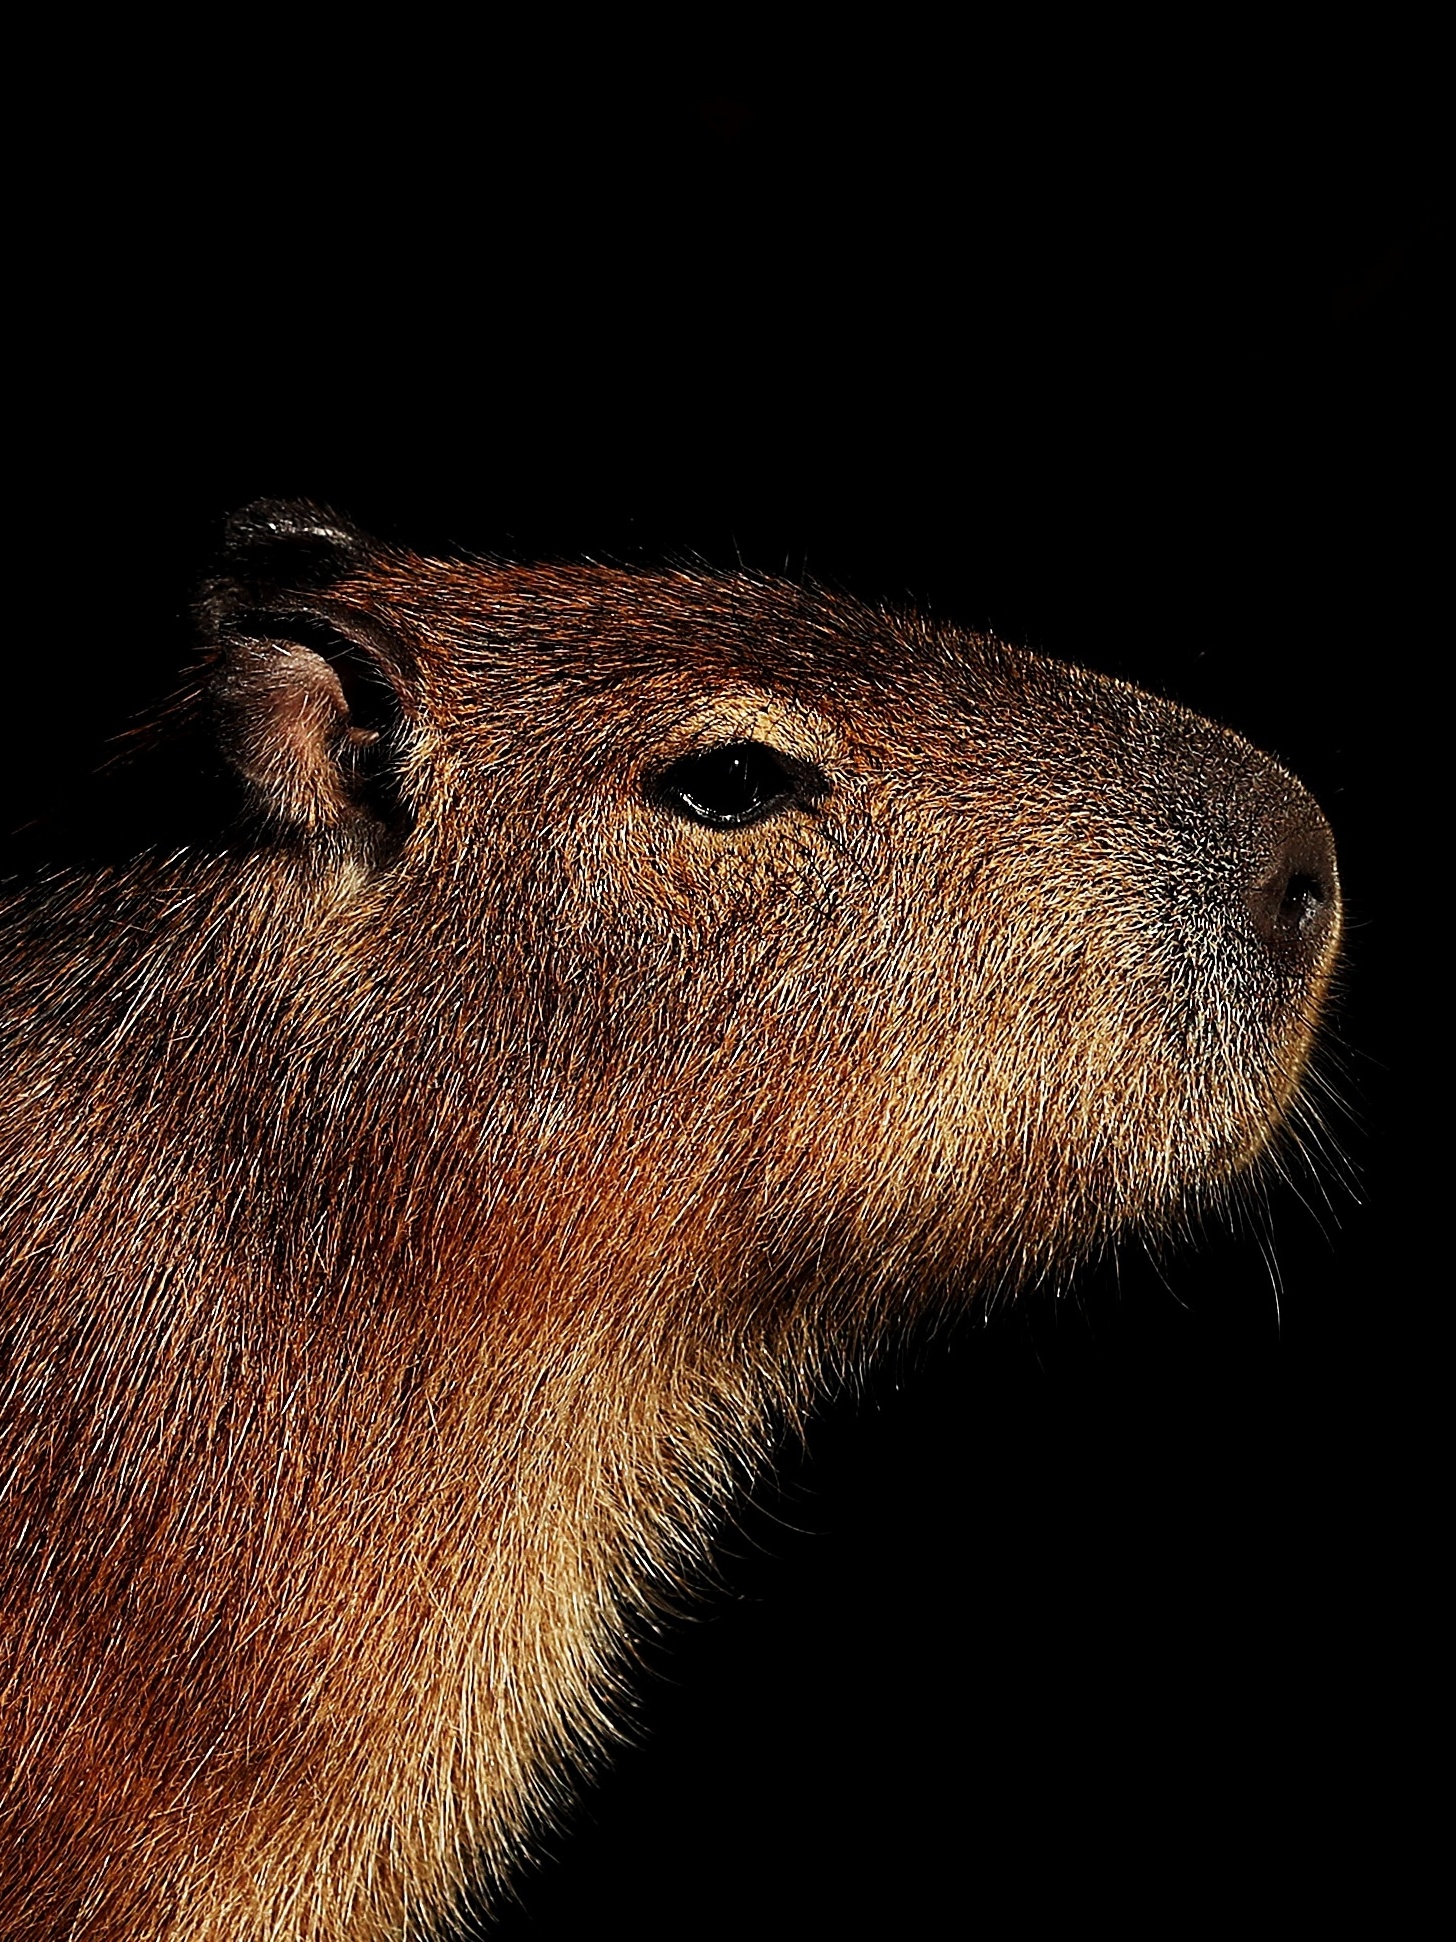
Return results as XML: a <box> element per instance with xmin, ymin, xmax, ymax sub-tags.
<box><xmin>210</xmin><ymin>605</ymin><xmax>414</xmax><ymax>845</ymax></box>
<box><xmin>243</xmin><ymin>608</ymin><xmax>403</xmax><ymax>740</ymax></box>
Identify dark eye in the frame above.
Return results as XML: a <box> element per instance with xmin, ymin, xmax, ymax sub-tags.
<box><xmin>651</xmin><ymin>741</ymin><xmax>813</xmax><ymax>829</ymax></box>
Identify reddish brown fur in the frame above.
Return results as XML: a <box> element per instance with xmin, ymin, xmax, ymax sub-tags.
<box><xmin>0</xmin><ymin>506</ymin><xmax>1340</xmax><ymax>1938</ymax></box>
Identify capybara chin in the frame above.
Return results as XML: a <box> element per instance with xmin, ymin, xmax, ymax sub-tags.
<box><xmin>0</xmin><ymin>502</ymin><xmax>1340</xmax><ymax>1940</ymax></box>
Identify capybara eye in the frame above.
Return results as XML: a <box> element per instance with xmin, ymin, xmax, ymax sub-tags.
<box><xmin>652</xmin><ymin>742</ymin><xmax>806</xmax><ymax>828</ymax></box>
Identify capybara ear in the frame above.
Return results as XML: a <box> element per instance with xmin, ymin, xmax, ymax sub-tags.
<box><xmin>197</xmin><ymin>501</ymin><xmax>416</xmax><ymax>844</ymax></box>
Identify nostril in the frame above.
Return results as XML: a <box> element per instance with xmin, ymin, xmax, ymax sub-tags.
<box><xmin>1278</xmin><ymin>870</ymin><xmax>1328</xmax><ymax>937</ymax></box>
<box><xmin>1245</xmin><ymin>813</ymin><xmax>1338</xmax><ymax>958</ymax></box>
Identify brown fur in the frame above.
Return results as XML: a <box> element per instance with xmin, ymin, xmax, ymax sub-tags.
<box><xmin>0</xmin><ymin>505</ymin><xmax>1340</xmax><ymax>1938</ymax></box>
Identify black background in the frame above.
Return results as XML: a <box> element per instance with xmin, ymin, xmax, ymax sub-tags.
<box><xmin>12</xmin><ymin>68</ymin><xmax>1436</xmax><ymax>1938</ymax></box>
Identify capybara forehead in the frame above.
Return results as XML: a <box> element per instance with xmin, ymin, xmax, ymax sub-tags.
<box><xmin>348</xmin><ymin>555</ymin><xmax>976</xmax><ymax>687</ymax></box>
<box><xmin>340</xmin><ymin>552</ymin><xmax>1130</xmax><ymax>762</ymax></box>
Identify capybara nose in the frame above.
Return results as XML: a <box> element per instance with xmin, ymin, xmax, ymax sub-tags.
<box><xmin>1245</xmin><ymin>801</ymin><xmax>1339</xmax><ymax>968</ymax></box>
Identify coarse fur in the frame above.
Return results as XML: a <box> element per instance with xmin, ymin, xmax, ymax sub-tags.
<box><xmin>0</xmin><ymin>504</ymin><xmax>1341</xmax><ymax>1939</ymax></box>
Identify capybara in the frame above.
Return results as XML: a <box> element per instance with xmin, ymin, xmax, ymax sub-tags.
<box><xmin>0</xmin><ymin>502</ymin><xmax>1341</xmax><ymax>1939</ymax></box>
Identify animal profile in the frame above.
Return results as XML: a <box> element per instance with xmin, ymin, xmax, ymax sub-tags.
<box><xmin>0</xmin><ymin>502</ymin><xmax>1341</xmax><ymax>1939</ymax></box>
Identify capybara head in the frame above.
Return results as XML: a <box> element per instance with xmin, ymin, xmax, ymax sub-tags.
<box><xmin>204</xmin><ymin>501</ymin><xmax>1337</xmax><ymax>1317</ymax></box>
<box><xmin>0</xmin><ymin>501</ymin><xmax>1340</xmax><ymax>1939</ymax></box>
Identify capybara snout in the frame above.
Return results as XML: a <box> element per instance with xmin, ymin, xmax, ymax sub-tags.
<box><xmin>0</xmin><ymin>502</ymin><xmax>1341</xmax><ymax>1941</ymax></box>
